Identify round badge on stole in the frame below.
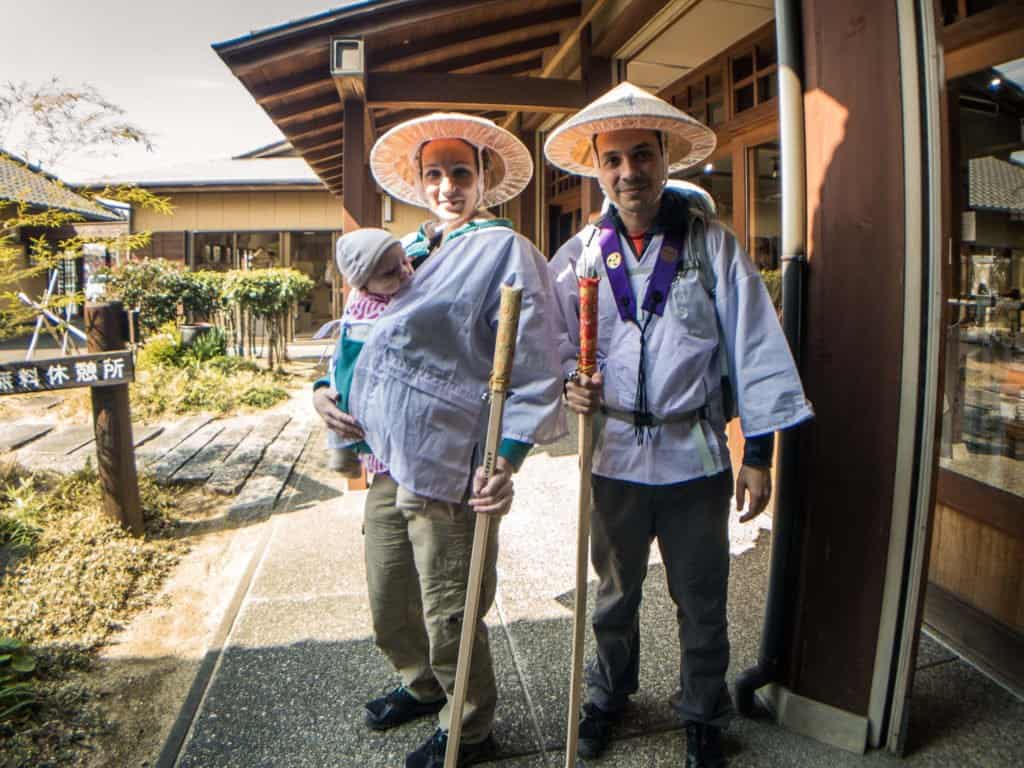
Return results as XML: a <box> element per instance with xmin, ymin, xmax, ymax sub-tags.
<box><xmin>661</xmin><ymin>245</ymin><xmax>679</xmax><ymax>263</ymax></box>
<box><xmin>606</xmin><ymin>251</ymin><xmax>622</xmax><ymax>269</ymax></box>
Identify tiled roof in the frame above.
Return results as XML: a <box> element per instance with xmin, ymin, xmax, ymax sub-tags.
<box><xmin>89</xmin><ymin>156</ymin><xmax>322</xmax><ymax>188</ymax></box>
<box><xmin>969</xmin><ymin>155</ymin><xmax>1024</xmax><ymax>215</ymax></box>
<box><xmin>0</xmin><ymin>151</ymin><xmax>123</xmax><ymax>221</ymax></box>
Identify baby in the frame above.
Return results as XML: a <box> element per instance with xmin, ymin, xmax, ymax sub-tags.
<box><xmin>323</xmin><ymin>228</ymin><xmax>411</xmax><ymax>476</ymax></box>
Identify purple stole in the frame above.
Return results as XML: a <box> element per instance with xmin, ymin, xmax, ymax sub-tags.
<box><xmin>596</xmin><ymin>223</ymin><xmax>686</xmax><ymax>443</ymax></box>
<box><xmin>597</xmin><ymin>226</ymin><xmax>685</xmax><ymax>324</ymax></box>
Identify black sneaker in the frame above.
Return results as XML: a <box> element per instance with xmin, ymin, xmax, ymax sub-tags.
<box><xmin>404</xmin><ymin>728</ymin><xmax>498</xmax><ymax>768</ymax></box>
<box><xmin>363</xmin><ymin>686</ymin><xmax>444</xmax><ymax>731</ymax></box>
<box><xmin>576</xmin><ymin>702</ymin><xmax>621</xmax><ymax>760</ymax></box>
<box><xmin>685</xmin><ymin>722</ymin><xmax>726</xmax><ymax>768</ymax></box>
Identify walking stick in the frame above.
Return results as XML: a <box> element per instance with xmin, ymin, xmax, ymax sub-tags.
<box><xmin>445</xmin><ymin>283</ymin><xmax>523</xmax><ymax>768</ymax></box>
<box><xmin>564</xmin><ymin>271</ymin><xmax>600</xmax><ymax>767</ymax></box>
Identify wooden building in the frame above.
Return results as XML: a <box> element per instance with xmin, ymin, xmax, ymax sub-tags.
<box><xmin>1</xmin><ymin>150</ymin><xmax>126</xmax><ymax>313</ymax></box>
<box><xmin>212</xmin><ymin>0</ymin><xmax>1024</xmax><ymax>757</ymax></box>
<box><xmin>110</xmin><ymin>141</ymin><xmax>422</xmax><ymax>333</ymax></box>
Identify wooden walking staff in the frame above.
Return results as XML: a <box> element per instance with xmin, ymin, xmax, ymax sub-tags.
<box><xmin>445</xmin><ymin>283</ymin><xmax>523</xmax><ymax>768</ymax></box>
<box><xmin>564</xmin><ymin>272</ymin><xmax>600</xmax><ymax>767</ymax></box>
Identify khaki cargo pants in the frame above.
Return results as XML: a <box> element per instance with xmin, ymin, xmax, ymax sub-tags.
<box><xmin>363</xmin><ymin>472</ymin><xmax>499</xmax><ymax>744</ymax></box>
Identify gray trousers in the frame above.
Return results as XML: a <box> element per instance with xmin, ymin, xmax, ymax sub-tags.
<box><xmin>363</xmin><ymin>473</ymin><xmax>499</xmax><ymax>744</ymax></box>
<box><xmin>586</xmin><ymin>470</ymin><xmax>734</xmax><ymax>727</ymax></box>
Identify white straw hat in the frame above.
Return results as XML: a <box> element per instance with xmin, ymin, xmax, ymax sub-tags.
<box><xmin>544</xmin><ymin>82</ymin><xmax>717</xmax><ymax>177</ymax></box>
<box><xmin>370</xmin><ymin>113</ymin><xmax>533</xmax><ymax>209</ymax></box>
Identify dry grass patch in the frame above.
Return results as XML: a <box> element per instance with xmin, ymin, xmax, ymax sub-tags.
<box><xmin>0</xmin><ymin>462</ymin><xmax>210</xmax><ymax>767</ymax></box>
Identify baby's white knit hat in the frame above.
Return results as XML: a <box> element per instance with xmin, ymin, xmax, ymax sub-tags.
<box><xmin>335</xmin><ymin>228</ymin><xmax>400</xmax><ymax>288</ymax></box>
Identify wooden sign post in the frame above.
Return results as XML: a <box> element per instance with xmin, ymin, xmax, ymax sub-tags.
<box><xmin>85</xmin><ymin>302</ymin><xmax>144</xmax><ymax>536</ymax></box>
<box><xmin>0</xmin><ymin>317</ymin><xmax>142</xmax><ymax>535</ymax></box>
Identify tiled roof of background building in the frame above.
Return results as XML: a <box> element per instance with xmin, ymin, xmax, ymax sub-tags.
<box><xmin>0</xmin><ymin>152</ymin><xmax>122</xmax><ymax>222</ymax></box>
<box><xmin>969</xmin><ymin>155</ymin><xmax>1024</xmax><ymax>215</ymax></box>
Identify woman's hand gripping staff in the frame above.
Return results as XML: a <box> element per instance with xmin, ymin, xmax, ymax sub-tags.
<box><xmin>445</xmin><ymin>284</ymin><xmax>523</xmax><ymax>768</ymax></box>
<box><xmin>564</xmin><ymin>265</ymin><xmax>599</xmax><ymax>768</ymax></box>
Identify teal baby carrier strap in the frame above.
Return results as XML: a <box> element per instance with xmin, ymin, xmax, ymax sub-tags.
<box><xmin>334</xmin><ymin>328</ymin><xmax>371</xmax><ymax>454</ymax></box>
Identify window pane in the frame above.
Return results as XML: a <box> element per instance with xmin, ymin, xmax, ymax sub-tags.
<box><xmin>732</xmin><ymin>52</ymin><xmax>754</xmax><ymax>83</ymax></box>
<box><xmin>756</xmin><ymin>38</ymin><xmax>778</xmax><ymax>70</ymax></box>
<box><xmin>758</xmin><ymin>74</ymin><xmax>776</xmax><ymax>103</ymax></box>
<box><xmin>734</xmin><ymin>83</ymin><xmax>755</xmax><ymax>113</ymax></box>
<box><xmin>748</xmin><ymin>143</ymin><xmax>782</xmax><ymax>303</ymax></box>
<box><xmin>674</xmin><ymin>154</ymin><xmax>734</xmax><ymax>229</ymax></box>
<box><xmin>940</xmin><ymin>56</ymin><xmax>1024</xmax><ymax>496</ymax></box>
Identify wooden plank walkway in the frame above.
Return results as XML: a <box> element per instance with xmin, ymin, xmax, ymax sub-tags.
<box><xmin>173</xmin><ymin>419</ymin><xmax>255</xmax><ymax>485</ymax></box>
<box><xmin>207</xmin><ymin>414</ymin><xmax>291</xmax><ymax>496</ymax></box>
<box><xmin>228</xmin><ymin>419</ymin><xmax>314</xmax><ymax>520</ymax></box>
<box><xmin>150</xmin><ymin>422</ymin><xmax>226</xmax><ymax>485</ymax></box>
<box><xmin>0</xmin><ymin>423</ymin><xmax>53</xmax><ymax>452</ymax></box>
<box><xmin>7</xmin><ymin>410</ymin><xmax>318</xmax><ymax>514</ymax></box>
<box><xmin>137</xmin><ymin>416</ymin><xmax>213</xmax><ymax>467</ymax></box>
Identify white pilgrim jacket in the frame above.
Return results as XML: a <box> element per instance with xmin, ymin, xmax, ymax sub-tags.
<box><xmin>349</xmin><ymin>222</ymin><xmax>567</xmax><ymax>503</ymax></box>
<box><xmin>549</xmin><ymin>193</ymin><xmax>814</xmax><ymax>486</ymax></box>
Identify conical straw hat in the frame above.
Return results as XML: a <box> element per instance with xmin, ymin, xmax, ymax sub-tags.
<box><xmin>370</xmin><ymin>113</ymin><xmax>533</xmax><ymax>209</ymax></box>
<box><xmin>544</xmin><ymin>82</ymin><xmax>717</xmax><ymax>177</ymax></box>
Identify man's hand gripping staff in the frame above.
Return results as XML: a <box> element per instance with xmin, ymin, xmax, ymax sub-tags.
<box><xmin>564</xmin><ymin>267</ymin><xmax>600</xmax><ymax>768</ymax></box>
<box><xmin>445</xmin><ymin>284</ymin><xmax>522</xmax><ymax>768</ymax></box>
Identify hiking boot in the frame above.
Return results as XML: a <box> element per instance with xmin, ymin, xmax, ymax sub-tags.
<box><xmin>404</xmin><ymin>728</ymin><xmax>498</xmax><ymax>768</ymax></box>
<box><xmin>685</xmin><ymin>722</ymin><xmax>726</xmax><ymax>768</ymax></box>
<box><xmin>363</xmin><ymin>686</ymin><xmax>444</xmax><ymax>731</ymax></box>
<box><xmin>576</xmin><ymin>702</ymin><xmax>621</xmax><ymax>760</ymax></box>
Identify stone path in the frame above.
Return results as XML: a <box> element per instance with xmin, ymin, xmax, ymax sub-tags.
<box><xmin>156</xmin><ymin>424</ymin><xmax>1024</xmax><ymax>768</ymax></box>
<box><xmin>1</xmin><ymin>407</ymin><xmax>315</xmax><ymax>508</ymax></box>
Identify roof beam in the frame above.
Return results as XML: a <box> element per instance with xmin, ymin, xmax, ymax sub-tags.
<box><xmin>266</xmin><ymin>91</ymin><xmax>340</xmax><ymax>123</ymax></box>
<box><xmin>219</xmin><ymin>0</ymin><xmax>511</xmax><ymax>76</ymax></box>
<box><xmin>366</xmin><ymin>73</ymin><xmax>586</xmax><ymax>113</ymax></box>
<box><xmin>287</xmin><ymin>114</ymin><xmax>341</xmax><ymax>143</ymax></box>
<box><xmin>417</xmin><ymin>34</ymin><xmax>561</xmax><ymax>74</ymax></box>
<box><xmin>372</xmin><ymin>4</ymin><xmax>578</xmax><ymax>72</ymax></box>
<box><xmin>307</xmin><ymin>150</ymin><xmax>344</xmax><ymax>166</ymax></box>
<box><xmin>305</xmin><ymin>148</ymin><xmax>346</xmax><ymax>164</ymax></box>
<box><xmin>291</xmin><ymin>136</ymin><xmax>342</xmax><ymax>157</ymax></box>
<box><xmin>249</xmin><ymin>66</ymin><xmax>333</xmax><ymax>106</ymax></box>
<box><xmin>454</xmin><ymin>53</ymin><xmax>544</xmax><ymax>76</ymax></box>
<box><xmin>501</xmin><ymin>0</ymin><xmax>614</xmax><ymax>129</ymax></box>
<box><xmin>593</xmin><ymin>0</ymin><xmax>670</xmax><ymax>58</ymax></box>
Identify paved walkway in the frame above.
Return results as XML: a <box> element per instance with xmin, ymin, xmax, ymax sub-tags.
<box><xmin>154</xmin><ymin>421</ymin><xmax>1022</xmax><ymax>768</ymax></box>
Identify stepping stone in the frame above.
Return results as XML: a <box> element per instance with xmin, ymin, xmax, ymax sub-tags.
<box><xmin>207</xmin><ymin>414</ymin><xmax>291</xmax><ymax>496</ymax></box>
<box><xmin>137</xmin><ymin>415</ymin><xmax>214</xmax><ymax>467</ymax></box>
<box><xmin>228</xmin><ymin>419</ymin><xmax>314</xmax><ymax>520</ymax></box>
<box><xmin>173</xmin><ymin>418</ymin><xmax>255</xmax><ymax>485</ymax></box>
<box><xmin>150</xmin><ymin>422</ymin><xmax>225</xmax><ymax>485</ymax></box>
<box><xmin>0</xmin><ymin>424</ymin><xmax>54</xmax><ymax>452</ymax></box>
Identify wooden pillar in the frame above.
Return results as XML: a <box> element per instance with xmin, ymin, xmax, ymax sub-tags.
<box><xmin>520</xmin><ymin>129</ymin><xmax>538</xmax><ymax>246</ymax></box>
<box><xmin>580</xmin><ymin>24</ymin><xmax>613</xmax><ymax>221</ymax></box>
<box><xmin>343</xmin><ymin>97</ymin><xmax>366</xmax><ymax>232</ymax></box>
<box><xmin>86</xmin><ymin>302</ymin><xmax>143</xmax><ymax>536</ymax></box>
<box><xmin>783</xmin><ymin>0</ymin><xmax>908</xmax><ymax>719</ymax></box>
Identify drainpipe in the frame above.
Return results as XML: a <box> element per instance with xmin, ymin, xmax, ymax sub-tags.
<box><xmin>734</xmin><ymin>0</ymin><xmax>808</xmax><ymax>715</ymax></box>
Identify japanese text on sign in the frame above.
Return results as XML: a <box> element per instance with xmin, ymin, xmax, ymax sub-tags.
<box><xmin>0</xmin><ymin>352</ymin><xmax>134</xmax><ymax>395</ymax></box>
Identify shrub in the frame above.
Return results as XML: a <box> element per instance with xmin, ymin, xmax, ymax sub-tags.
<box><xmin>0</xmin><ymin>474</ymin><xmax>44</xmax><ymax>553</ymax></box>
<box><xmin>135</xmin><ymin>322</ymin><xmax>184</xmax><ymax>368</ymax></box>
<box><xmin>0</xmin><ymin>638</ymin><xmax>37</xmax><ymax>723</ymax></box>
<box><xmin>182</xmin><ymin>325</ymin><xmax>227</xmax><ymax>364</ymax></box>
<box><xmin>104</xmin><ymin>259</ymin><xmax>187</xmax><ymax>332</ymax></box>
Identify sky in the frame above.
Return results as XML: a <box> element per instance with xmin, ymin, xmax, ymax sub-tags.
<box><xmin>3</xmin><ymin>1</ymin><xmax>343</xmax><ymax>182</ymax></box>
